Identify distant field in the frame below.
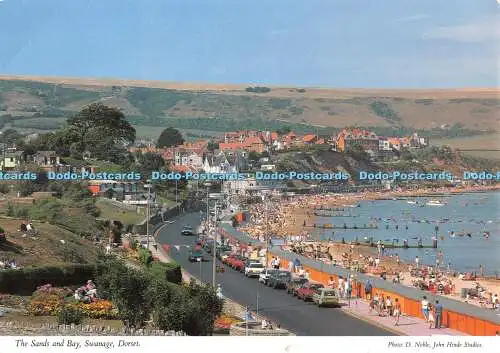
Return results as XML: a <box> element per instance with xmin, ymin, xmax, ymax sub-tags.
<box><xmin>134</xmin><ymin>125</ymin><xmax>223</xmax><ymax>140</ymax></box>
<box><xmin>432</xmin><ymin>134</ymin><xmax>500</xmax><ymax>160</ymax></box>
<box><xmin>1</xmin><ymin>75</ymin><xmax>498</xmax><ymax>131</ymax></box>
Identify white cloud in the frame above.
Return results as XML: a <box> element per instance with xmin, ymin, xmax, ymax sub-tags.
<box><xmin>396</xmin><ymin>14</ymin><xmax>430</xmax><ymax>23</ymax></box>
<box><xmin>422</xmin><ymin>17</ymin><xmax>500</xmax><ymax>43</ymax></box>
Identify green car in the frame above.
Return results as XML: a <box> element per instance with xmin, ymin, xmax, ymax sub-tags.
<box><xmin>188</xmin><ymin>249</ymin><xmax>204</xmax><ymax>262</ymax></box>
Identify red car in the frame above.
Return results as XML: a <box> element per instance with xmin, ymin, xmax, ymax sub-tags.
<box><xmin>226</xmin><ymin>255</ymin><xmax>246</xmax><ymax>272</ymax></box>
<box><xmin>296</xmin><ymin>282</ymin><xmax>324</xmax><ymax>301</ymax></box>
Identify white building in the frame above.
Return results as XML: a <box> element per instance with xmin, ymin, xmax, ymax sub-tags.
<box><xmin>203</xmin><ymin>151</ymin><xmax>237</xmax><ymax>173</ymax></box>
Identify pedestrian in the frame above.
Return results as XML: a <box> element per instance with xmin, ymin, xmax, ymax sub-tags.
<box><xmin>396</xmin><ymin>254</ymin><xmax>400</xmax><ymax>266</ymax></box>
<box><xmin>369</xmin><ymin>296</ymin><xmax>375</xmax><ymax>314</ymax></box>
<box><xmin>428</xmin><ymin>303</ymin><xmax>435</xmax><ymax>329</ymax></box>
<box><xmin>381</xmin><ymin>244</ymin><xmax>385</xmax><ymax>255</ymax></box>
<box><xmin>394</xmin><ymin>298</ymin><xmax>401</xmax><ymax>326</ymax></box>
<box><xmin>338</xmin><ymin>276</ymin><xmax>344</xmax><ymax>298</ymax></box>
<box><xmin>415</xmin><ymin>256</ymin><xmax>420</xmax><ymax>269</ymax></box>
<box><xmin>378</xmin><ymin>295</ymin><xmax>385</xmax><ymax>316</ymax></box>
<box><xmin>375</xmin><ymin>257</ymin><xmax>380</xmax><ymax>268</ymax></box>
<box><xmin>385</xmin><ymin>296</ymin><xmax>393</xmax><ymax>316</ymax></box>
<box><xmin>434</xmin><ymin>300</ymin><xmax>443</xmax><ymax>329</ymax></box>
<box><xmin>345</xmin><ymin>277</ymin><xmax>351</xmax><ymax>299</ymax></box>
<box><xmin>327</xmin><ymin>276</ymin><xmax>335</xmax><ymax>289</ymax></box>
<box><xmin>421</xmin><ymin>295</ymin><xmax>429</xmax><ymax>321</ymax></box>
<box><xmin>364</xmin><ymin>279</ymin><xmax>372</xmax><ymax>300</ymax></box>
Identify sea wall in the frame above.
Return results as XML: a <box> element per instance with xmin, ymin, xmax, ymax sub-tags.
<box><xmin>219</xmin><ymin>220</ymin><xmax>500</xmax><ymax>336</ymax></box>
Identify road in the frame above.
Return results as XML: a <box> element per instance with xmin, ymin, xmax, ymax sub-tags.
<box><xmin>156</xmin><ymin>212</ymin><xmax>394</xmax><ymax>336</ymax></box>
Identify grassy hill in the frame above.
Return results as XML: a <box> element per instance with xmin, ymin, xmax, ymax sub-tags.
<box><xmin>0</xmin><ymin>75</ymin><xmax>498</xmax><ymax>139</ymax></box>
<box><xmin>0</xmin><ymin>218</ymin><xmax>99</xmax><ymax>266</ymax></box>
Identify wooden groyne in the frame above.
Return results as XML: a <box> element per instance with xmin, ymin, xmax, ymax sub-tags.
<box><xmin>313</xmin><ymin>223</ymin><xmax>378</xmax><ymax>230</ymax></box>
<box><xmin>313</xmin><ymin>207</ymin><xmax>345</xmax><ymax>212</ymax></box>
<box><xmin>313</xmin><ymin>211</ymin><xmax>357</xmax><ymax>217</ymax></box>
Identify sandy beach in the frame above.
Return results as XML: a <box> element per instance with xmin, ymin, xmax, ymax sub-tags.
<box><xmin>237</xmin><ymin>184</ymin><xmax>500</xmax><ymax>309</ymax></box>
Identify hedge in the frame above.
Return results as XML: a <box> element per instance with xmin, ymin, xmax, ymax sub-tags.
<box><xmin>150</xmin><ymin>262</ymin><xmax>182</xmax><ymax>284</ymax></box>
<box><xmin>0</xmin><ymin>264</ymin><xmax>96</xmax><ymax>295</ymax></box>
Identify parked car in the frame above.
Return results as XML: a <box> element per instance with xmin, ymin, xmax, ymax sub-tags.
<box><xmin>181</xmin><ymin>226</ymin><xmax>195</xmax><ymax>236</ymax></box>
<box><xmin>268</xmin><ymin>270</ymin><xmax>292</xmax><ymax>289</ymax></box>
<box><xmin>296</xmin><ymin>283</ymin><xmax>324</xmax><ymax>301</ymax></box>
<box><xmin>286</xmin><ymin>277</ymin><xmax>309</xmax><ymax>295</ymax></box>
<box><xmin>226</xmin><ymin>255</ymin><xmax>246</xmax><ymax>272</ymax></box>
<box><xmin>188</xmin><ymin>249</ymin><xmax>204</xmax><ymax>262</ymax></box>
<box><xmin>216</xmin><ymin>248</ymin><xmax>232</xmax><ymax>261</ymax></box>
<box><xmin>244</xmin><ymin>261</ymin><xmax>265</xmax><ymax>278</ymax></box>
<box><xmin>258</xmin><ymin>268</ymin><xmax>279</xmax><ymax>285</ymax></box>
<box><xmin>312</xmin><ymin>288</ymin><xmax>340</xmax><ymax>307</ymax></box>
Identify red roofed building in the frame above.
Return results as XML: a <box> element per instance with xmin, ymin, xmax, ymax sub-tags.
<box><xmin>219</xmin><ymin>135</ymin><xmax>265</xmax><ymax>153</ymax></box>
<box><xmin>302</xmin><ymin>134</ymin><xmax>317</xmax><ymax>144</ymax></box>
<box><xmin>336</xmin><ymin>128</ymin><xmax>379</xmax><ymax>153</ymax></box>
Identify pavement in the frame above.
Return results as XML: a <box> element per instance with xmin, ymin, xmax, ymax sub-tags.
<box><xmin>340</xmin><ymin>298</ymin><xmax>465</xmax><ymax>336</ymax></box>
<box><xmin>155</xmin><ymin>212</ymin><xmax>393</xmax><ymax>336</ymax></box>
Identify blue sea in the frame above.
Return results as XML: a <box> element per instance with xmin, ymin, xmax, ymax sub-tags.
<box><xmin>314</xmin><ymin>192</ymin><xmax>500</xmax><ymax>275</ymax></box>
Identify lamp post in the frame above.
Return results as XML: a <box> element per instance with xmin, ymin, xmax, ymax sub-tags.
<box><xmin>0</xmin><ymin>131</ymin><xmax>4</xmax><ymax>171</ymax></box>
<box><xmin>205</xmin><ymin>183</ymin><xmax>211</xmax><ymax>226</ymax></box>
<box><xmin>212</xmin><ymin>201</ymin><xmax>218</xmax><ymax>287</ymax></box>
<box><xmin>144</xmin><ymin>181</ymin><xmax>152</xmax><ymax>249</ymax></box>
<box><xmin>197</xmin><ymin>257</ymin><xmax>202</xmax><ymax>281</ymax></box>
<box><xmin>175</xmin><ymin>179</ymin><xmax>178</xmax><ymax>205</ymax></box>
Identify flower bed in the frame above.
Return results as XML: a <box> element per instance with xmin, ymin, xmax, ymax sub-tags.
<box><xmin>0</xmin><ymin>293</ymin><xmax>28</xmax><ymax>309</ymax></box>
<box><xmin>26</xmin><ymin>284</ymin><xmax>118</xmax><ymax>319</ymax></box>
<box><xmin>27</xmin><ymin>293</ymin><xmax>62</xmax><ymax>316</ymax></box>
<box><xmin>72</xmin><ymin>300</ymin><xmax>118</xmax><ymax>319</ymax></box>
<box><xmin>214</xmin><ymin>314</ymin><xmax>240</xmax><ymax>329</ymax></box>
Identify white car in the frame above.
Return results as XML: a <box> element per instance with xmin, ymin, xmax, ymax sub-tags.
<box><xmin>258</xmin><ymin>268</ymin><xmax>279</xmax><ymax>284</ymax></box>
<box><xmin>244</xmin><ymin>262</ymin><xmax>265</xmax><ymax>278</ymax></box>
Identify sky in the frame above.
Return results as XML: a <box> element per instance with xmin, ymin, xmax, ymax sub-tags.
<box><xmin>0</xmin><ymin>0</ymin><xmax>498</xmax><ymax>88</ymax></box>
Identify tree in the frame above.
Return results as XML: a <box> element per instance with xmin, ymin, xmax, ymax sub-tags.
<box><xmin>1</xmin><ymin>129</ymin><xmax>23</xmax><ymax>145</ymax></box>
<box><xmin>66</xmin><ymin>103</ymin><xmax>136</xmax><ymax>160</ymax></box>
<box><xmin>207</xmin><ymin>141</ymin><xmax>219</xmax><ymax>152</ymax></box>
<box><xmin>157</xmin><ymin>127</ymin><xmax>184</xmax><ymax>148</ymax></box>
<box><xmin>136</xmin><ymin>152</ymin><xmax>165</xmax><ymax>179</ymax></box>
<box><xmin>277</xmin><ymin>127</ymin><xmax>291</xmax><ymax>136</ymax></box>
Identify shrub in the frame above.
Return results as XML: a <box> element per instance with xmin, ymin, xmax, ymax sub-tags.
<box><xmin>57</xmin><ymin>305</ymin><xmax>84</xmax><ymax>325</ymax></box>
<box><xmin>138</xmin><ymin>248</ymin><xmax>153</xmax><ymax>267</ymax></box>
<box><xmin>150</xmin><ymin>262</ymin><xmax>182</xmax><ymax>284</ymax></box>
<box><xmin>0</xmin><ymin>264</ymin><xmax>96</xmax><ymax>295</ymax></box>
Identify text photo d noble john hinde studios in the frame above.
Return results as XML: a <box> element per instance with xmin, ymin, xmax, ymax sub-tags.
<box><xmin>0</xmin><ymin>0</ymin><xmax>498</xmax><ymax>352</ymax></box>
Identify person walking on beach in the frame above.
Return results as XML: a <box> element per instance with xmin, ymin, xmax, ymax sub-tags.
<box><xmin>434</xmin><ymin>300</ymin><xmax>443</xmax><ymax>329</ymax></box>
<box><xmin>421</xmin><ymin>295</ymin><xmax>429</xmax><ymax>321</ymax></box>
<box><xmin>394</xmin><ymin>298</ymin><xmax>401</xmax><ymax>326</ymax></box>
<box><xmin>415</xmin><ymin>256</ymin><xmax>420</xmax><ymax>269</ymax></box>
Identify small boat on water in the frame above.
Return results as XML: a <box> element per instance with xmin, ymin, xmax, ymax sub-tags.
<box><xmin>407</xmin><ymin>200</ymin><xmax>417</xmax><ymax>205</ymax></box>
<box><xmin>426</xmin><ymin>200</ymin><xmax>446</xmax><ymax>207</ymax></box>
